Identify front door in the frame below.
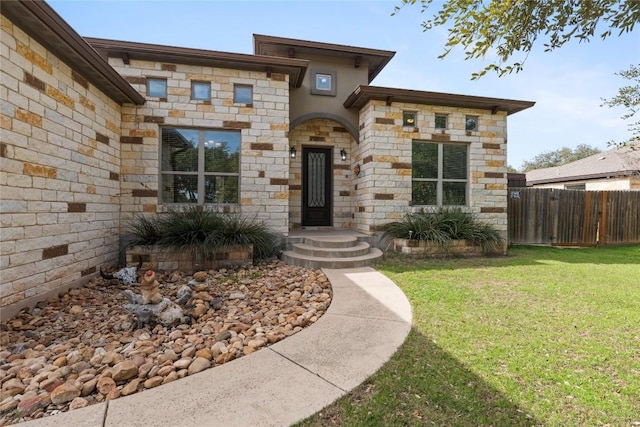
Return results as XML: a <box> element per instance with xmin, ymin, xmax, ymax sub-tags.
<box><xmin>302</xmin><ymin>147</ymin><xmax>332</xmax><ymax>226</ymax></box>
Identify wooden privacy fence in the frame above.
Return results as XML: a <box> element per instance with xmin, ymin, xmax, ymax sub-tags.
<box><xmin>508</xmin><ymin>188</ymin><xmax>640</xmax><ymax>246</ymax></box>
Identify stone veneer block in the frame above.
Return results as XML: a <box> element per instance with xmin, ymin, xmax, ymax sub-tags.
<box><xmin>95</xmin><ymin>132</ymin><xmax>109</xmax><ymax>145</ymax></box>
<box><xmin>42</xmin><ymin>244</ymin><xmax>68</xmax><ymax>260</ymax></box>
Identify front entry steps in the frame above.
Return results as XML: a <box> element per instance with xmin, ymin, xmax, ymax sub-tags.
<box><xmin>281</xmin><ymin>235</ymin><xmax>383</xmax><ymax>269</ymax></box>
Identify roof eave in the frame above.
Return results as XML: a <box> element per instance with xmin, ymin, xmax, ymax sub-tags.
<box><xmin>344</xmin><ymin>85</ymin><xmax>535</xmax><ymax>115</ymax></box>
<box><xmin>86</xmin><ymin>37</ymin><xmax>310</xmax><ymax>88</ymax></box>
<box><xmin>2</xmin><ymin>0</ymin><xmax>145</xmax><ymax>105</ymax></box>
<box><xmin>527</xmin><ymin>171</ymin><xmax>636</xmax><ymax>186</ymax></box>
<box><xmin>253</xmin><ymin>34</ymin><xmax>395</xmax><ymax>83</ymax></box>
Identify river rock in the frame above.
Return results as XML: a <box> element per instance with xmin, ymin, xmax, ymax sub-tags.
<box><xmin>193</xmin><ymin>271</ymin><xmax>208</xmax><ymax>282</ymax></box>
<box><xmin>187</xmin><ymin>357</ymin><xmax>210</xmax><ymax>375</ymax></box>
<box><xmin>96</xmin><ymin>376</ymin><xmax>116</xmax><ymax>395</ymax></box>
<box><xmin>51</xmin><ymin>382</ymin><xmax>81</xmax><ymax>404</ymax></box>
<box><xmin>120</xmin><ymin>378</ymin><xmax>141</xmax><ymax>396</ymax></box>
<box><xmin>69</xmin><ymin>397</ymin><xmax>89</xmax><ymax>410</ymax></box>
<box><xmin>111</xmin><ymin>361</ymin><xmax>138</xmax><ymax>382</ymax></box>
<box><xmin>144</xmin><ymin>376</ymin><xmax>163</xmax><ymax>389</ymax></box>
<box><xmin>0</xmin><ymin>260</ymin><xmax>332</xmax><ymax>425</ymax></box>
<box><xmin>17</xmin><ymin>395</ymin><xmax>46</xmax><ymax>416</ymax></box>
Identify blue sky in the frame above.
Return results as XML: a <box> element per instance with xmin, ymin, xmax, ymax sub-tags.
<box><xmin>48</xmin><ymin>0</ymin><xmax>639</xmax><ymax>170</ymax></box>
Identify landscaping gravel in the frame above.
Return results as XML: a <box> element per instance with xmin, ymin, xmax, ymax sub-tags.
<box><xmin>0</xmin><ymin>260</ymin><xmax>332</xmax><ymax>425</ymax></box>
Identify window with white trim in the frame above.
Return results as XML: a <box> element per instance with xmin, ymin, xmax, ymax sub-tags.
<box><xmin>160</xmin><ymin>128</ymin><xmax>240</xmax><ymax>204</ymax></box>
<box><xmin>412</xmin><ymin>141</ymin><xmax>468</xmax><ymax>206</ymax></box>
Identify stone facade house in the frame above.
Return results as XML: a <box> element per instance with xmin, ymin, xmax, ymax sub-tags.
<box><xmin>0</xmin><ymin>0</ymin><xmax>534</xmax><ymax>317</ymax></box>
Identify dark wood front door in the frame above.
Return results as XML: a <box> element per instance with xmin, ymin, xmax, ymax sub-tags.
<box><xmin>302</xmin><ymin>147</ymin><xmax>332</xmax><ymax>226</ymax></box>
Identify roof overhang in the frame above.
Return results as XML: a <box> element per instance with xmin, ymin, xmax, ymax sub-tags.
<box><xmin>1</xmin><ymin>0</ymin><xmax>145</xmax><ymax>105</ymax></box>
<box><xmin>253</xmin><ymin>34</ymin><xmax>395</xmax><ymax>83</ymax></box>
<box><xmin>527</xmin><ymin>171</ymin><xmax>636</xmax><ymax>186</ymax></box>
<box><xmin>86</xmin><ymin>38</ymin><xmax>309</xmax><ymax>88</ymax></box>
<box><xmin>344</xmin><ymin>85</ymin><xmax>535</xmax><ymax>115</ymax></box>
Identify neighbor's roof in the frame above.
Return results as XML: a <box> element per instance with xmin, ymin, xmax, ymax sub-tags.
<box><xmin>526</xmin><ymin>145</ymin><xmax>640</xmax><ymax>185</ymax></box>
<box><xmin>1</xmin><ymin>0</ymin><xmax>145</xmax><ymax>105</ymax></box>
<box><xmin>86</xmin><ymin>38</ymin><xmax>310</xmax><ymax>88</ymax></box>
<box><xmin>253</xmin><ymin>34</ymin><xmax>395</xmax><ymax>83</ymax></box>
<box><xmin>343</xmin><ymin>85</ymin><xmax>535</xmax><ymax>115</ymax></box>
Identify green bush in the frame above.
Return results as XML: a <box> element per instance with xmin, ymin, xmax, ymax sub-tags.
<box><xmin>127</xmin><ymin>207</ymin><xmax>277</xmax><ymax>261</ymax></box>
<box><xmin>380</xmin><ymin>208</ymin><xmax>503</xmax><ymax>254</ymax></box>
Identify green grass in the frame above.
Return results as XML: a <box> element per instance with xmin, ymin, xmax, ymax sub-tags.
<box><xmin>296</xmin><ymin>245</ymin><xmax>640</xmax><ymax>427</ymax></box>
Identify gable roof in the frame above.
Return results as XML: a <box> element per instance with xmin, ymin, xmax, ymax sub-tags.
<box><xmin>343</xmin><ymin>85</ymin><xmax>535</xmax><ymax>115</ymax></box>
<box><xmin>526</xmin><ymin>145</ymin><xmax>640</xmax><ymax>185</ymax></box>
<box><xmin>253</xmin><ymin>34</ymin><xmax>395</xmax><ymax>83</ymax></box>
<box><xmin>2</xmin><ymin>0</ymin><xmax>145</xmax><ymax>105</ymax></box>
<box><xmin>86</xmin><ymin>38</ymin><xmax>309</xmax><ymax>88</ymax></box>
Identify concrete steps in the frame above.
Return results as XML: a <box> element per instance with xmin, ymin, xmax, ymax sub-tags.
<box><xmin>282</xmin><ymin>235</ymin><xmax>383</xmax><ymax>269</ymax></box>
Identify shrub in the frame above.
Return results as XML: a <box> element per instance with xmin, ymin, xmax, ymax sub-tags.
<box><xmin>127</xmin><ymin>207</ymin><xmax>277</xmax><ymax>261</ymax></box>
<box><xmin>380</xmin><ymin>207</ymin><xmax>504</xmax><ymax>254</ymax></box>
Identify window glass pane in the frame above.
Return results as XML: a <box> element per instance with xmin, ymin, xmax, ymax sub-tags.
<box><xmin>443</xmin><ymin>144</ymin><xmax>467</xmax><ymax>179</ymax></box>
<box><xmin>205</xmin><ymin>175</ymin><xmax>238</xmax><ymax>203</ymax></box>
<box><xmin>412</xmin><ymin>142</ymin><xmax>438</xmax><ymax>179</ymax></box>
<box><xmin>161</xmin><ymin>174</ymin><xmax>198</xmax><ymax>203</ymax></box>
<box><xmin>192</xmin><ymin>82</ymin><xmax>210</xmax><ymax>100</ymax></box>
<box><xmin>148</xmin><ymin>79</ymin><xmax>167</xmax><ymax>97</ymax></box>
<box><xmin>403</xmin><ymin>112</ymin><xmax>416</xmax><ymax>127</ymax></box>
<box><xmin>443</xmin><ymin>182</ymin><xmax>466</xmax><ymax>205</ymax></box>
<box><xmin>204</xmin><ymin>130</ymin><xmax>240</xmax><ymax>173</ymax></box>
<box><xmin>465</xmin><ymin>116</ymin><xmax>478</xmax><ymax>131</ymax></box>
<box><xmin>315</xmin><ymin>74</ymin><xmax>332</xmax><ymax>91</ymax></box>
<box><xmin>234</xmin><ymin>85</ymin><xmax>252</xmax><ymax>103</ymax></box>
<box><xmin>435</xmin><ymin>114</ymin><xmax>447</xmax><ymax>129</ymax></box>
<box><xmin>412</xmin><ymin>181</ymin><xmax>437</xmax><ymax>205</ymax></box>
<box><xmin>162</xmin><ymin>128</ymin><xmax>198</xmax><ymax>172</ymax></box>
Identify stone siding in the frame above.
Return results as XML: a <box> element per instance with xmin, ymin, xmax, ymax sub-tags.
<box><xmin>126</xmin><ymin>245</ymin><xmax>253</xmax><ymax>271</ymax></box>
<box><xmin>111</xmin><ymin>58</ymin><xmax>291</xmax><ymax>234</ymax></box>
<box><xmin>288</xmin><ymin>119</ymin><xmax>355</xmax><ymax>229</ymax></box>
<box><xmin>354</xmin><ymin>100</ymin><xmax>509</xmax><ymax>237</ymax></box>
<box><xmin>1</xmin><ymin>16</ymin><xmax>122</xmax><ymax>310</ymax></box>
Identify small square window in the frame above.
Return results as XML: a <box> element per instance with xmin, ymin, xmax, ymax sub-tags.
<box><xmin>310</xmin><ymin>69</ymin><xmax>337</xmax><ymax>96</ymax></box>
<box><xmin>435</xmin><ymin>114</ymin><xmax>448</xmax><ymax>129</ymax></box>
<box><xmin>192</xmin><ymin>81</ymin><xmax>211</xmax><ymax>100</ymax></box>
<box><xmin>316</xmin><ymin>74</ymin><xmax>332</xmax><ymax>90</ymax></box>
<box><xmin>234</xmin><ymin>84</ymin><xmax>253</xmax><ymax>104</ymax></box>
<box><xmin>147</xmin><ymin>78</ymin><xmax>167</xmax><ymax>98</ymax></box>
<box><xmin>403</xmin><ymin>112</ymin><xmax>417</xmax><ymax>127</ymax></box>
<box><xmin>465</xmin><ymin>115</ymin><xmax>478</xmax><ymax>132</ymax></box>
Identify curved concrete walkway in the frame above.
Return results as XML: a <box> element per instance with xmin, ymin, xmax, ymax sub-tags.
<box><xmin>21</xmin><ymin>267</ymin><xmax>412</xmax><ymax>427</ymax></box>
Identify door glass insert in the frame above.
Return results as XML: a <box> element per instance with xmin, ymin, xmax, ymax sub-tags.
<box><xmin>307</xmin><ymin>152</ymin><xmax>326</xmax><ymax>207</ymax></box>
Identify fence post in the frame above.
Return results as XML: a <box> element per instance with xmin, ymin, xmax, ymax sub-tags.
<box><xmin>598</xmin><ymin>191</ymin><xmax>608</xmax><ymax>245</ymax></box>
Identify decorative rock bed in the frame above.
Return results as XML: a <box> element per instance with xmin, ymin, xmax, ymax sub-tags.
<box><xmin>0</xmin><ymin>260</ymin><xmax>332</xmax><ymax>425</ymax></box>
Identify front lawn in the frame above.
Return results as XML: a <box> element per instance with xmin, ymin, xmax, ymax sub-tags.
<box><xmin>297</xmin><ymin>245</ymin><xmax>640</xmax><ymax>426</ymax></box>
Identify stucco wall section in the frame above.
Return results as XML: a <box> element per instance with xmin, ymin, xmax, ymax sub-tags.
<box><xmin>1</xmin><ymin>16</ymin><xmax>122</xmax><ymax>308</ymax></box>
<box><xmin>354</xmin><ymin>100</ymin><xmax>509</xmax><ymax>236</ymax></box>
<box><xmin>288</xmin><ymin>119</ymin><xmax>355</xmax><ymax>228</ymax></box>
<box><xmin>110</xmin><ymin>58</ymin><xmax>290</xmax><ymax>234</ymax></box>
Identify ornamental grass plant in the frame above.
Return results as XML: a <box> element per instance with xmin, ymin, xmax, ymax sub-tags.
<box><xmin>380</xmin><ymin>207</ymin><xmax>503</xmax><ymax>254</ymax></box>
<box><xmin>127</xmin><ymin>207</ymin><xmax>277</xmax><ymax>261</ymax></box>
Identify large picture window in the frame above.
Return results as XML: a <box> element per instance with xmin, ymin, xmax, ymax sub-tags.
<box><xmin>161</xmin><ymin>128</ymin><xmax>240</xmax><ymax>204</ymax></box>
<box><xmin>412</xmin><ymin>141</ymin><xmax>468</xmax><ymax>206</ymax></box>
